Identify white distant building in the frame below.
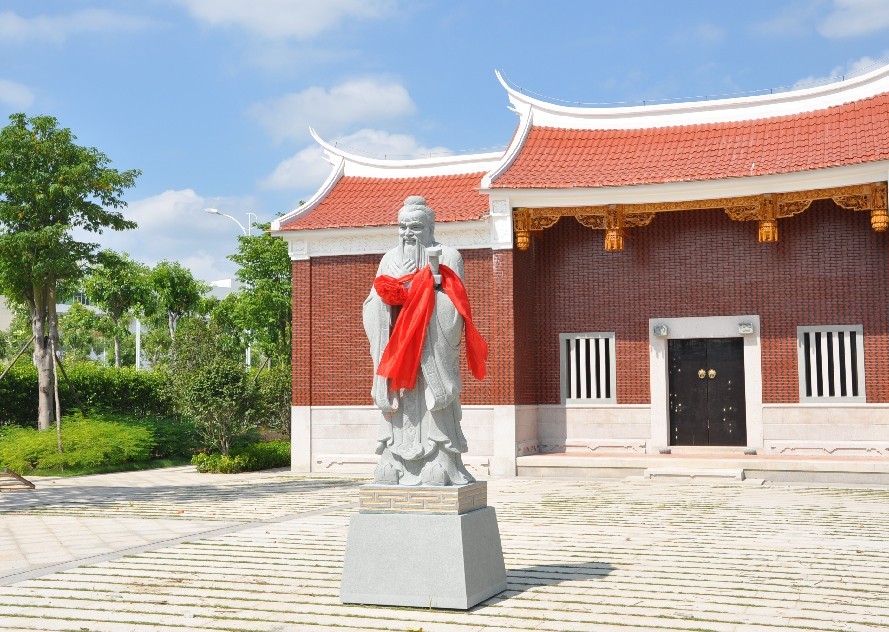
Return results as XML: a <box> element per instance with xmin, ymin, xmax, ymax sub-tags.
<box><xmin>209</xmin><ymin>278</ymin><xmax>242</xmax><ymax>299</ymax></box>
<box><xmin>0</xmin><ymin>299</ymin><xmax>12</xmax><ymax>331</ymax></box>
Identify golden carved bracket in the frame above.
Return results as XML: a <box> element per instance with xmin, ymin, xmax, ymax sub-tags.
<box><xmin>513</xmin><ymin>181</ymin><xmax>889</xmax><ymax>250</ymax></box>
<box><xmin>514</xmin><ymin>205</ymin><xmax>656</xmax><ymax>251</ymax></box>
<box><xmin>721</xmin><ymin>183</ymin><xmax>889</xmax><ymax>240</ymax></box>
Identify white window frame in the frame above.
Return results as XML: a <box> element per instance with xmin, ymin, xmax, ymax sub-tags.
<box><xmin>797</xmin><ymin>325</ymin><xmax>866</xmax><ymax>403</ymax></box>
<box><xmin>559</xmin><ymin>332</ymin><xmax>617</xmax><ymax>404</ymax></box>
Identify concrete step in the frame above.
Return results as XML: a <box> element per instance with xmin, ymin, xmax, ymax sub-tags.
<box><xmin>516</xmin><ymin>453</ymin><xmax>889</xmax><ymax>485</ymax></box>
<box><xmin>667</xmin><ymin>446</ymin><xmax>753</xmax><ymax>456</ymax></box>
<box><xmin>643</xmin><ymin>467</ymin><xmax>745</xmax><ymax>481</ymax></box>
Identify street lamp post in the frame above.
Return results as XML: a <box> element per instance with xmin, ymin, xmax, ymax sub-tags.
<box><xmin>204</xmin><ymin>208</ymin><xmax>258</xmax><ymax>236</ymax></box>
<box><xmin>204</xmin><ymin>207</ymin><xmax>258</xmax><ymax>368</ymax></box>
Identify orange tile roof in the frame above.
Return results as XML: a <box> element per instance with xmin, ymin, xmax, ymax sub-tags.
<box><xmin>492</xmin><ymin>91</ymin><xmax>889</xmax><ymax>188</ymax></box>
<box><xmin>280</xmin><ymin>172</ymin><xmax>488</xmax><ymax>230</ymax></box>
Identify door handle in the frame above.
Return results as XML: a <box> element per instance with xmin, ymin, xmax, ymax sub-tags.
<box><xmin>698</xmin><ymin>369</ymin><xmax>706</xmax><ymax>379</ymax></box>
<box><xmin>708</xmin><ymin>369</ymin><xmax>716</xmax><ymax>379</ymax></box>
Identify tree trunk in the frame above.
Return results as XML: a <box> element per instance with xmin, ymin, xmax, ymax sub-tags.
<box><xmin>30</xmin><ymin>290</ymin><xmax>55</xmax><ymax>431</ymax></box>
<box><xmin>113</xmin><ymin>334</ymin><xmax>121</xmax><ymax>367</ymax></box>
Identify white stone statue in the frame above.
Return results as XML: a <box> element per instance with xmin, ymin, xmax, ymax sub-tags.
<box><xmin>363</xmin><ymin>196</ymin><xmax>486</xmax><ymax>486</ymax></box>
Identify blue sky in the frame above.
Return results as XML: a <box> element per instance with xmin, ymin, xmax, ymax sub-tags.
<box><xmin>2</xmin><ymin>0</ymin><xmax>889</xmax><ymax>281</ymax></box>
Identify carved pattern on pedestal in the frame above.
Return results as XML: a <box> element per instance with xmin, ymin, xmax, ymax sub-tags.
<box><xmin>359</xmin><ymin>482</ymin><xmax>487</xmax><ymax>514</ymax></box>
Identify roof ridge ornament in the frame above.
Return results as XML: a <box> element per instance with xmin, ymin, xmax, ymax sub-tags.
<box><xmin>496</xmin><ymin>63</ymin><xmax>889</xmax><ymax>131</ymax></box>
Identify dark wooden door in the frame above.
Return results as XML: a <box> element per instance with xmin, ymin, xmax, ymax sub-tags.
<box><xmin>668</xmin><ymin>338</ymin><xmax>747</xmax><ymax>446</ymax></box>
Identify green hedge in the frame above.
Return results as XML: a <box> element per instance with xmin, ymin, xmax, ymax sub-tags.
<box><xmin>192</xmin><ymin>440</ymin><xmax>290</xmax><ymax>474</ymax></box>
<box><xmin>0</xmin><ymin>362</ymin><xmax>287</xmax><ymax>434</ymax></box>
<box><xmin>0</xmin><ymin>364</ymin><xmax>39</xmax><ymax>425</ymax></box>
<box><xmin>0</xmin><ymin>363</ymin><xmax>174</xmax><ymax>426</ymax></box>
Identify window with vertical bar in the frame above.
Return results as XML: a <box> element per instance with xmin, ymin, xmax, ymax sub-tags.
<box><xmin>797</xmin><ymin>325</ymin><xmax>866</xmax><ymax>403</ymax></box>
<box><xmin>559</xmin><ymin>333</ymin><xmax>617</xmax><ymax>403</ymax></box>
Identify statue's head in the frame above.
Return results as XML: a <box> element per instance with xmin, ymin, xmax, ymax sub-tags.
<box><xmin>398</xmin><ymin>196</ymin><xmax>435</xmax><ymax>248</ymax></box>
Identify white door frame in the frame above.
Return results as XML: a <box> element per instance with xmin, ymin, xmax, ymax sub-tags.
<box><xmin>648</xmin><ymin>315</ymin><xmax>763</xmax><ymax>452</ymax></box>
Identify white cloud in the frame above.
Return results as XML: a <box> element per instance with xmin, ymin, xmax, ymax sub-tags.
<box><xmin>249</xmin><ymin>78</ymin><xmax>416</xmax><ymax>143</ymax></box>
<box><xmin>0</xmin><ymin>79</ymin><xmax>34</xmax><ymax>109</ymax></box>
<box><xmin>174</xmin><ymin>0</ymin><xmax>394</xmax><ymax>39</ymax></box>
<box><xmin>260</xmin><ymin>129</ymin><xmax>451</xmax><ymax>191</ymax></box>
<box><xmin>819</xmin><ymin>0</ymin><xmax>889</xmax><ymax>37</ymax></box>
<box><xmin>792</xmin><ymin>52</ymin><xmax>887</xmax><ymax>88</ymax></box>
<box><xmin>0</xmin><ymin>9</ymin><xmax>156</xmax><ymax>44</ymax></box>
<box><xmin>87</xmin><ymin>189</ymin><xmax>259</xmax><ymax>283</ymax></box>
<box><xmin>260</xmin><ymin>145</ymin><xmax>332</xmax><ymax>191</ymax></box>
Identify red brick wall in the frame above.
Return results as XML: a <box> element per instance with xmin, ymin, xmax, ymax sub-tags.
<box><xmin>489</xmin><ymin>250</ymin><xmax>516</xmax><ymax>405</ymax></box>
<box><xmin>292</xmin><ymin>249</ymin><xmax>515</xmax><ymax>406</ymax></box>
<box><xmin>291</xmin><ymin>259</ymin><xmax>311</xmax><ymax>406</ymax></box>
<box><xmin>531</xmin><ymin>199</ymin><xmax>889</xmax><ymax>404</ymax></box>
<box><xmin>513</xmin><ymin>244</ymin><xmax>539</xmax><ymax>405</ymax></box>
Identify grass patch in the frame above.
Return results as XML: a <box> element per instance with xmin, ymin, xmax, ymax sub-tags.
<box><xmin>0</xmin><ymin>411</ymin><xmax>199</xmax><ymax>476</ymax></box>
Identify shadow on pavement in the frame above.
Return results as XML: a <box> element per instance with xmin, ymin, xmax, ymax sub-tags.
<box><xmin>0</xmin><ymin>476</ymin><xmax>363</xmax><ymax>517</ymax></box>
<box><xmin>476</xmin><ymin>561</ymin><xmax>615</xmax><ymax>607</ymax></box>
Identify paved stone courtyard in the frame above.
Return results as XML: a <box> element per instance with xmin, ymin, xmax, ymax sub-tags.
<box><xmin>1</xmin><ymin>466</ymin><xmax>888</xmax><ymax>631</ymax></box>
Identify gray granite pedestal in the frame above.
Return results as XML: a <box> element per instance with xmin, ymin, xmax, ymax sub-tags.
<box><xmin>340</xmin><ymin>481</ymin><xmax>507</xmax><ymax>609</ymax></box>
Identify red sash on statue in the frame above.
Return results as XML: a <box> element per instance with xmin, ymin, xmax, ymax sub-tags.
<box><xmin>374</xmin><ymin>264</ymin><xmax>487</xmax><ymax>390</ymax></box>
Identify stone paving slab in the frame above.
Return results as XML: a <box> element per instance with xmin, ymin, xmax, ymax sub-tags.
<box><xmin>1</xmin><ymin>468</ymin><xmax>889</xmax><ymax>631</ymax></box>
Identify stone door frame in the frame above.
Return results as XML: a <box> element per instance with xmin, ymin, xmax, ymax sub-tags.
<box><xmin>648</xmin><ymin>315</ymin><xmax>763</xmax><ymax>453</ymax></box>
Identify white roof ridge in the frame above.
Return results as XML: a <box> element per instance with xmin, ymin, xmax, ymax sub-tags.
<box><xmin>495</xmin><ymin>64</ymin><xmax>889</xmax><ymax>130</ymax></box>
<box><xmin>309</xmin><ymin>128</ymin><xmax>503</xmax><ymax>178</ymax></box>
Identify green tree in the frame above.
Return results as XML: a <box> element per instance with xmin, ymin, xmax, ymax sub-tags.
<box><xmin>58</xmin><ymin>302</ymin><xmax>104</xmax><ymax>363</ymax></box>
<box><xmin>0</xmin><ymin>114</ymin><xmax>139</xmax><ymax>429</ymax></box>
<box><xmin>2</xmin><ymin>301</ymin><xmax>32</xmax><ymax>359</ymax></box>
<box><xmin>83</xmin><ymin>250</ymin><xmax>149</xmax><ymax>367</ymax></box>
<box><xmin>171</xmin><ymin>317</ymin><xmax>255</xmax><ymax>455</ymax></box>
<box><xmin>147</xmin><ymin>261</ymin><xmax>208</xmax><ymax>340</ymax></box>
<box><xmin>228</xmin><ymin>221</ymin><xmax>292</xmax><ymax>364</ymax></box>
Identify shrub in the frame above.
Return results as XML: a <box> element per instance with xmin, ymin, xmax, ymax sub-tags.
<box><xmin>171</xmin><ymin>319</ymin><xmax>257</xmax><ymax>455</ymax></box>
<box><xmin>90</xmin><ymin>411</ymin><xmax>199</xmax><ymax>459</ymax></box>
<box><xmin>191</xmin><ymin>440</ymin><xmax>290</xmax><ymax>474</ymax></box>
<box><xmin>0</xmin><ymin>415</ymin><xmax>153</xmax><ymax>474</ymax></box>
<box><xmin>191</xmin><ymin>452</ymin><xmax>249</xmax><ymax>474</ymax></box>
<box><xmin>251</xmin><ymin>364</ymin><xmax>291</xmax><ymax>435</ymax></box>
<box><xmin>137</xmin><ymin>415</ymin><xmax>200</xmax><ymax>459</ymax></box>
<box><xmin>235</xmin><ymin>439</ymin><xmax>290</xmax><ymax>470</ymax></box>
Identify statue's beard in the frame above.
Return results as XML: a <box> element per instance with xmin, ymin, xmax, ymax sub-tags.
<box><xmin>400</xmin><ymin>240</ymin><xmax>428</xmax><ymax>271</ymax></box>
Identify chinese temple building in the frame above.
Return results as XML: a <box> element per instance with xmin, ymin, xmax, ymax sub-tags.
<box><xmin>272</xmin><ymin>65</ymin><xmax>889</xmax><ymax>482</ymax></box>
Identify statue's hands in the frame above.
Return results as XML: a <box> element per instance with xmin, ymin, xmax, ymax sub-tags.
<box><xmin>376</xmin><ymin>389</ymin><xmax>400</xmax><ymax>414</ymax></box>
